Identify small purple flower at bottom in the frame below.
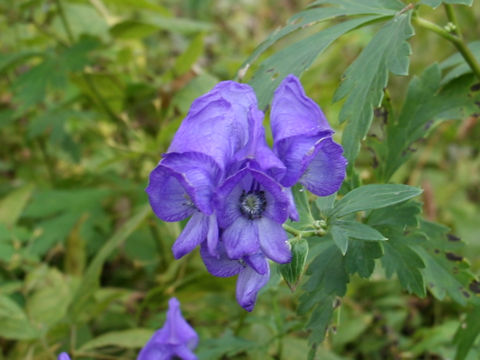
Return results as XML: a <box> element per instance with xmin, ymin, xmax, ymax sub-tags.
<box><xmin>137</xmin><ymin>298</ymin><xmax>198</xmax><ymax>360</ymax></box>
<box><xmin>57</xmin><ymin>353</ymin><xmax>71</xmax><ymax>360</ymax></box>
<box><xmin>200</xmin><ymin>242</ymin><xmax>270</xmax><ymax>312</ymax></box>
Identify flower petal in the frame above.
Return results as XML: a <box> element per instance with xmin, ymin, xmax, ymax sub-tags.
<box><xmin>271</xmin><ymin>74</ymin><xmax>331</xmax><ymax>143</ymax></box>
<box><xmin>146</xmin><ymin>165</ymin><xmax>196</xmax><ymax>222</ymax></box>
<box><xmin>206</xmin><ymin>213</ymin><xmax>219</xmax><ymax>256</ymax></box>
<box><xmin>300</xmin><ymin>137</ymin><xmax>347</xmax><ymax>196</ymax></box>
<box><xmin>172</xmin><ymin>346</ymin><xmax>198</xmax><ymax>360</ymax></box>
<box><xmin>234</xmin><ymin>107</ymin><xmax>286</xmax><ymax>178</ymax></box>
<box><xmin>57</xmin><ymin>353</ymin><xmax>71</xmax><ymax>360</ymax></box>
<box><xmin>244</xmin><ymin>253</ymin><xmax>269</xmax><ymax>275</ymax></box>
<box><xmin>168</xmin><ymin>81</ymin><xmax>257</xmax><ymax>172</ymax></box>
<box><xmin>250</xmin><ymin>169</ymin><xmax>289</xmax><ymax>224</ymax></box>
<box><xmin>222</xmin><ymin>216</ymin><xmax>260</xmax><ymax>259</ymax></box>
<box><xmin>160</xmin><ymin>298</ymin><xmax>198</xmax><ymax>347</ymax></box>
<box><xmin>257</xmin><ymin>217</ymin><xmax>291</xmax><ymax>264</ymax></box>
<box><xmin>236</xmin><ymin>264</ymin><xmax>270</xmax><ymax>312</ymax></box>
<box><xmin>172</xmin><ymin>212</ymin><xmax>209</xmax><ymax>259</ymax></box>
<box><xmin>200</xmin><ymin>242</ymin><xmax>243</xmax><ymax>277</ymax></box>
<box><xmin>285</xmin><ymin>187</ymin><xmax>299</xmax><ymax>222</ymax></box>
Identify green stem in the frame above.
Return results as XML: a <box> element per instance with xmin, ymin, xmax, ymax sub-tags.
<box><xmin>282</xmin><ymin>224</ymin><xmax>324</xmax><ymax>238</ymax></box>
<box><xmin>443</xmin><ymin>4</ymin><xmax>461</xmax><ymax>37</ymax></box>
<box><xmin>413</xmin><ymin>17</ymin><xmax>480</xmax><ymax>80</ymax></box>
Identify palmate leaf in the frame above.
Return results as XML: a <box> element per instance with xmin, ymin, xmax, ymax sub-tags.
<box><xmin>336</xmin><ymin>11</ymin><xmax>414</xmax><ymax>164</ymax></box>
<box><xmin>378</xmin><ymin>64</ymin><xmax>478</xmax><ymax>181</ymax></box>
<box><xmin>380</xmin><ymin>228</ymin><xmax>427</xmax><ymax>297</ymax></box>
<box><xmin>368</xmin><ymin>201</ymin><xmax>427</xmax><ymax>296</ymax></box>
<box><xmin>240</xmin><ymin>0</ymin><xmax>403</xmax><ymax>74</ymax></box>
<box><xmin>414</xmin><ymin>220</ymin><xmax>478</xmax><ymax>306</ymax></box>
<box><xmin>299</xmin><ymin>242</ymin><xmax>349</xmax><ymax>343</ymax></box>
<box><xmin>249</xmin><ymin>15</ymin><xmax>386</xmax><ymax>109</ymax></box>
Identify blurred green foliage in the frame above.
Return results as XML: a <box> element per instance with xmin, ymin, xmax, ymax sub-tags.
<box><xmin>0</xmin><ymin>0</ymin><xmax>479</xmax><ymax>359</ymax></box>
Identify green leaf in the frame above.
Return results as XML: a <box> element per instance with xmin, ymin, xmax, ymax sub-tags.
<box><xmin>240</xmin><ymin>0</ymin><xmax>403</xmax><ymax>80</ymax></box>
<box><xmin>250</xmin><ymin>15</ymin><xmax>386</xmax><ymax>109</ymax></box>
<box><xmin>440</xmin><ymin>41</ymin><xmax>480</xmax><ymax>84</ymax></box>
<box><xmin>367</xmin><ymin>201</ymin><xmax>422</xmax><ymax>228</ymax></box>
<box><xmin>0</xmin><ymin>295</ymin><xmax>39</xmax><ymax>340</ymax></box>
<box><xmin>454</xmin><ymin>306</ymin><xmax>480</xmax><ymax>360</ymax></box>
<box><xmin>337</xmin><ymin>11</ymin><xmax>414</xmax><ymax>163</ymax></box>
<box><xmin>306</xmin><ymin>294</ymin><xmax>336</xmax><ymax>344</ymax></box>
<box><xmin>197</xmin><ymin>330</ymin><xmax>257</xmax><ymax>359</ymax></box>
<box><xmin>315</xmin><ymin>193</ymin><xmax>336</xmax><ymax>214</ymax></box>
<box><xmin>78</xmin><ymin>328</ymin><xmax>154</xmax><ymax>352</ymax></box>
<box><xmin>103</xmin><ymin>0</ymin><xmax>169</xmax><ymax>13</ymax></box>
<box><xmin>288</xmin><ymin>184</ymin><xmax>314</xmax><ymax>230</ymax></box>
<box><xmin>304</xmin><ymin>244</ymin><xmax>349</xmax><ymax>297</ymax></box>
<box><xmin>331</xmin><ymin>184</ymin><xmax>423</xmax><ymax>218</ymax></box>
<box><xmin>332</xmin><ymin>220</ymin><xmax>388</xmax><ymax>241</ymax></box>
<box><xmin>378</xmin><ymin>64</ymin><xmax>477</xmax><ymax>180</ymax></box>
<box><xmin>345</xmin><ymin>240</ymin><xmax>383</xmax><ymax>278</ymax></box>
<box><xmin>331</xmin><ymin>225</ymin><xmax>349</xmax><ymax>255</ymax></box>
<box><xmin>26</xmin><ymin>268</ymin><xmax>72</xmax><ymax>329</ymax></box>
<box><xmin>0</xmin><ymin>50</ymin><xmax>43</xmax><ymax>74</ymax></box>
<box><xmin>0</xmin><ymin>184</ymin><xmax>34</xmax><ymax>227</ymax></box>
<box><xmin>381</xmin><ymin>229</ymin><xmax>426</xmax><ymax>297</ymax></box>
<box><xmin>280</xmin><ymin>237</ymin><xmax>309</xmax><ymax>291</ymax></box>
<box><xmin>141</xmin><ymin>13</ymin><xmax>213</xmax><ymax>34</ymax></box>
<box><xmin>172</xmin><ymin>33</ymin><xmax>204</xmax><ymax>76</ymax></box>
<box><xmin>414</xmin><ymin>220</ymin><xmax>476</xmax><ymax>305</ymax></box>
<box><xmin>420</xmin><ymin>0</ymin><xmax>473</xmax><ymax>8</ymax></box>
<box><xmin>68</xmin><ymin>204</ymin><xmax>150</xmax><ymax>318</ymax></box>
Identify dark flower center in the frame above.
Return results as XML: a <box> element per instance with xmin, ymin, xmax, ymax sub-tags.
<box><xmin>239</xmin><ymin>190</ymin><xmax>267</xmax><ymax>220</ymax></box>
<box><xmin>182</xmin><ymin>193</ymin><xmax>196</xmax><ymax>209</ymax></box>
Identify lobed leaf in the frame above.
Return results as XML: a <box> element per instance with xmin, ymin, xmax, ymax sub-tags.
<box><xmin>337</xmin><ymin>11</ymin><xmax>414</xmax><ymax>164</ymax></box>
<box><xmin>250</xmin><ymin>15</ymin><xmax>386</xmax><ymax>109</ymax></box>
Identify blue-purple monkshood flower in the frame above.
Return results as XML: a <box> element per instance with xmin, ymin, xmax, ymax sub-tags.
<box><xmin>215</xmin><ymin>165</ymin><xmax>291</xmax><ymax>264</ymax></box>
<box><xmin>57</xmin><ymin>353</ymin><xmax>71</xmax><ymax>360</ymax></box>
<box><xmin>146</xmin><ymin>82</ymin><xmax>260</xmax><ymax>259</ymax></box>
<box><xmin>200</xmin><ymin>242</ymin><xmax>270</xmax><ymax>312</ymax></box>
<box><xmin>137</xmin><ymin>297</ymin><xmax>198</xmax><ymax>360</ymax></box>
<box><xmin>271</xmin><ymin>75</ymin><xmax>347</xmax><ymax>196</ymax></box>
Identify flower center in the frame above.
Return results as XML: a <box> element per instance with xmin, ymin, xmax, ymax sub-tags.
<box><xmin>239</xmin><ymin>190</ymin><xmax>267</xmax><ymax>220</ymax></box>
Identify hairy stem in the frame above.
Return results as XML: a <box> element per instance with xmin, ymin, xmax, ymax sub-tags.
<box><xmin>413</xmin><ymin>16</ymin><xmax>480</xmax><ymax>80</ymax></box>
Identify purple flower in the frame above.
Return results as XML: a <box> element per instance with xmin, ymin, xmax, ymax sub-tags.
<box><xmin>57</xmin><ymin>353</ymin><xmax>71</xmax><ymax>360</ymax></box>
<box><xmin>146</xmin><ymin>82</ymin><xmax>260</xmax><ymax>258</ymax></box>
<box><xmin>137</xmin><ymin>298</ymin><xmax>198</xmax><ymax>360</ymax></box>
<box><xmin>216</xmin><ymin>165</ymin><xmax>291</xmax><ymax>264</ymax></box>
<box><xmin>200</xmin><ymin>242</ymin><xmax>270</xmax><ymax>312</ymax></box>
<box><xmin>146</xmin><ymin>152</ymin><xmax>221</xmax><ymax>258</ymax></box>
<box><xmin>168</xmin><ymin>81</ymin><xmax>258</xmax><ymax>172</ymax></box>
<box><xmin>271</xmin><ymin>75</ymin><xmax>347</xmax><ymax>196</ymax></box>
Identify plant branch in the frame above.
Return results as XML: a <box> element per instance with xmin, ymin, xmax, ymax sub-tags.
<box><xmin>413</xmin><ymin>16</ymin><xmax>480</xmax><ymax>80</ymax></box>
<box><xmin>282</xmin><ymin>224</ymin><xmax>324</xmax><ymax>238</ymax></box>
<box><xmin>443</xmin><ymin>4</ymin><xmax>462</xmax><ymax>37</ymax></box>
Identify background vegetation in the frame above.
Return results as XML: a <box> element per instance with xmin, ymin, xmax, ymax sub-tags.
<box><xmin>0</xmin><ymin>0</ymin><xmax>479</xmax><ymax>359</ymax></box>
